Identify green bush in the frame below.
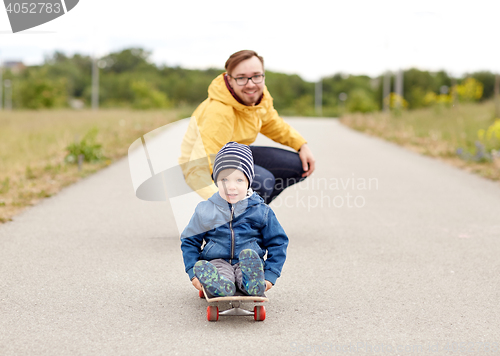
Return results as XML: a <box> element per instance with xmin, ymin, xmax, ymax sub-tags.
<box><xmin>65</xmin><ymin>128</ymin><xmax>106</xmax><ymax>164</ymax></box>
<box><xmin>16</xmin><ymin>68</ymin><xmax>68</xmax><ymax>109</ymax></box>
<box><xmin>455</xmin><ymin>78</ymin><xmax>483</xmax><ymax>102</ymax></box>
<box><xmin>131</xmin><ymin>80</ymin><xmax>171</xmax><ymax>109</ymax></box>
<box><xmin>292</xmin><ymin>94</ymin><xmax>315</xmax><ymax>116</ymax></box>
<box><xmin>347</xmin><ymin>89</ymin><xmax>379</xmax><ymax>113</ymax></box>
<box><xmin>407</xmin><ymin>87</ymin><xmax>427</xmax><ymax>109</ymax></box>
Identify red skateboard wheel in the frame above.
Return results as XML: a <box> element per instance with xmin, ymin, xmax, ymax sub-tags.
<box><xmin>207</xmin><ymin>306</ymin><xmax>219</xmax><ymax>322</ymax></box>
<box><xmin>254</xmin><ymin>305</ymin><xmax>266</xmax><ymax>321</ymax></box>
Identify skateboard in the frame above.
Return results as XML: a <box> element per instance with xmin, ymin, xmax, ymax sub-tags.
<box><xmin>198</xmin><ymin>287</ymin><xmax>268</xmax><ymax>322</ymax></box>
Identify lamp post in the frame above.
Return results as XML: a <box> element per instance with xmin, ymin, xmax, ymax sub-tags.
<box><xmin>338</xmin><ymin>92</ymin><xmax>347</xmax><ymax>117</ymax></box>
<box><xmin>383</xmin><ymin>71</ymin><xmax>391</xmax><ymax>112</ymax></box>
<box><xmin>91</xmin><ymin>54</ymin><xmax>99</xmax><ymax>110</ymax></box>
<box><xmin>394</xmin><ymin>69</ymin><xmax>403</xmax><ymax>110</ymax></box>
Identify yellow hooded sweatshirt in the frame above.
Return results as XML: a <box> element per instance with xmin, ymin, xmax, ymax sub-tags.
<box><xmin>178</xmin><ymin>73</ymin><xmax>307</xmax><ymax>200</ymax></box>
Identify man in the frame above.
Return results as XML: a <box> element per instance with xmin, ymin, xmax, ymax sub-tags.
<box><xmin>178</xmin><ymin>50</ymin><xmax>316</xmax><ymax>204</ymax></box>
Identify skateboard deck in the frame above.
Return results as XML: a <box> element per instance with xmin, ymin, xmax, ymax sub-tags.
<box><xmin>199</xmin><ymin>287</ymin><xmax>268</xmax><ymax>322</ymax></box>
<box><xmin>202</xmin><ymin>287</ymin><xmax>268</xmax><ymax>302</ymax></box>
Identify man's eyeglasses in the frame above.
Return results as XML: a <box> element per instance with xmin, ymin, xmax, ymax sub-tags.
<box><xmin>229</xmin><ymin>74</ymin><xmax>265</xmax><ymax>86</ymax></box>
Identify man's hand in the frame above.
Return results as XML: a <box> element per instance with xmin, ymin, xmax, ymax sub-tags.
<box><xmin>265</xmin><ymin>280</ymin><xmax>273</xmax><ymax>292</ymax></box>
<box><xmin>299</xmin><ymin>143</ymin><xmax>316</xmax><ymax>178</ymax></box>
<box><xmin>191</xmin><ymin>277</ymin><xmax>202</xmax><ymax>291</ymax></box>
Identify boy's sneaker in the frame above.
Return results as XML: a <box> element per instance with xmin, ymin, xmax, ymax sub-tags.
<box><xmin>239</xmin><ymin>249</ymin><xmax>266</xmax><ymax>296</ymax></box>
<box><xmin>193</xmin><ymin>260</ymin><xmax>235</xmax><ymax>297</ymax></box>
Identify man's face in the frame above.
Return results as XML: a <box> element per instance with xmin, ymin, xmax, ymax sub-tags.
<box><xmin>228</xmin><ymin>56</ymin><xmax>265</xmax><ymax>106</ymax></box>
<box><xmin>217</xmin><ymin>169</ymin><xmax>248</xmax><ymax>204</ymax></box>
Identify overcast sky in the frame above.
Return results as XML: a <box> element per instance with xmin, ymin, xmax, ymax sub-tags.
<box><xmin>1</xmin><ymin>0</ymin><xmax>499</xmax><ymax>81</ymax></box>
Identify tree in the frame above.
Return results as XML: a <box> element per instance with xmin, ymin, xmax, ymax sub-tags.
<box><xmin>322</xmin><ymin>73</ymin><xmax>377</xmax><ymax>113</ymax></box>
<box><xmin>131</xmin><ymin>80</ymin><xmax>171</xmax><ymax>109</ymax></box>
<box><xmin>265</xmin><ymin>71</ymin><xmax>313</xmax><ymax>112</ymax></box>
<box><xmin>101</xmin><ymin>48</ymin><xmax>154</xmax><ymax>74</ymax></box>
<box><xmin>43</xmin><ymin>52</ymin><xmax>92</xmax><ymax>100</ymax></box>
<box><xmin>16</xmin><ymin>67</ymin><xmax>67</xmax><ymax>109</ymax></box>
<box><xmin>468</xmin><ymin>71</ymin><xmax>496</xmax><ymax>100</ymax></box>
<box><xmin>347</xmin><ymin>88</ymin><xmax>379</xmax><ymax>113</ymax></box>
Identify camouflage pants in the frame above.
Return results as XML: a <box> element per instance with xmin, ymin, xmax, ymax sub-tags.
<box><xmin>209</xmin><ymin>259</ymin><xmax>247</xmax><ymax>293</ymax></box>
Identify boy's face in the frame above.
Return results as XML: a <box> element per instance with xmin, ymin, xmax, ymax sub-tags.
<box><xmin>217</xmin><ymin>169</ymin><xmax>248</xmax><ymax>204</ymax></box>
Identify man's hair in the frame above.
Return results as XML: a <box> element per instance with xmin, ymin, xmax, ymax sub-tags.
<box><xmin>225</xmin><ymin>50</ymin><xmax>264</xmax><ymax>76</ymax></box>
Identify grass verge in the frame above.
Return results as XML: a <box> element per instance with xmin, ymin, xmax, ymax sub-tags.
<box><xmin>340</xmin><ymin>101</ymin><xmax>500</xmax><ymax>181</ymax></box>
<box><xmin>0</xmin><ymin>108</ymin><xmax>192</xmax><ymax>223</ymax></box>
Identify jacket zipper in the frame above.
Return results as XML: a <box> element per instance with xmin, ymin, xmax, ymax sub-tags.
<box><xmin>229</xmin><ymin>204</ymin><xmax>235</xmax><ymax>264</ymax></box>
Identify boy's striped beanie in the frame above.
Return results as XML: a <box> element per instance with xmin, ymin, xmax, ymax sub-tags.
<box><xmin>212</xmin><ymin>142</ymin><xmax>254</xmax><ymax>188</ymax></box>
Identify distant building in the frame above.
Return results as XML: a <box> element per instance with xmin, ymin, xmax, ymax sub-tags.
<box><xmin>3</xmin><ymin>61</ymin><xmax>26</xmax><ymax>74</ymax></box>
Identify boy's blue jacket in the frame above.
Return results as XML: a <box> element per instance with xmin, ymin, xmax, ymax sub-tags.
<box><xmin>180</xmin><ymin>191</ymin><xmax>288</xmax><ymax>285</ymax></box>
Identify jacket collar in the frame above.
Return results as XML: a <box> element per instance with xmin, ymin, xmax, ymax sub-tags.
<box><xmin>208</xmin><ymin>191</ymin><xmax>264</xmax><ymax>218</ymax></box>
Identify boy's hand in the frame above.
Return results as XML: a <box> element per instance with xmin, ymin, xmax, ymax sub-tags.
<box><xmin>265</xmin><ymin>280</ymin><xmax>273</xmax><ymax>291</ymax></box>
<box><xmin>191</xmin><ymin>277</ymin><xmax>202</xmax><ymax>291</ymax></box>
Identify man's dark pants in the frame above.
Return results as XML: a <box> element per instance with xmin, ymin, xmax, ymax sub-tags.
<box><xmin>250</xmin><ymin>146</ymin><xmax>307</xmax><ymax>204</ymax></box>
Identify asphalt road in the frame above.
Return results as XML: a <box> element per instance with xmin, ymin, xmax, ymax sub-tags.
<box><xmin>1</xmin><ymin>118</ymin><xmax>499</xmax><ymax>356</ymax></box>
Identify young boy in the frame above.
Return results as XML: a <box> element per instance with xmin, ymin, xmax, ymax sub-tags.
<box><xmin>180</xmin><ymin>142</ymin><xmax>289</xmax><ymax>297</ymax></box>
